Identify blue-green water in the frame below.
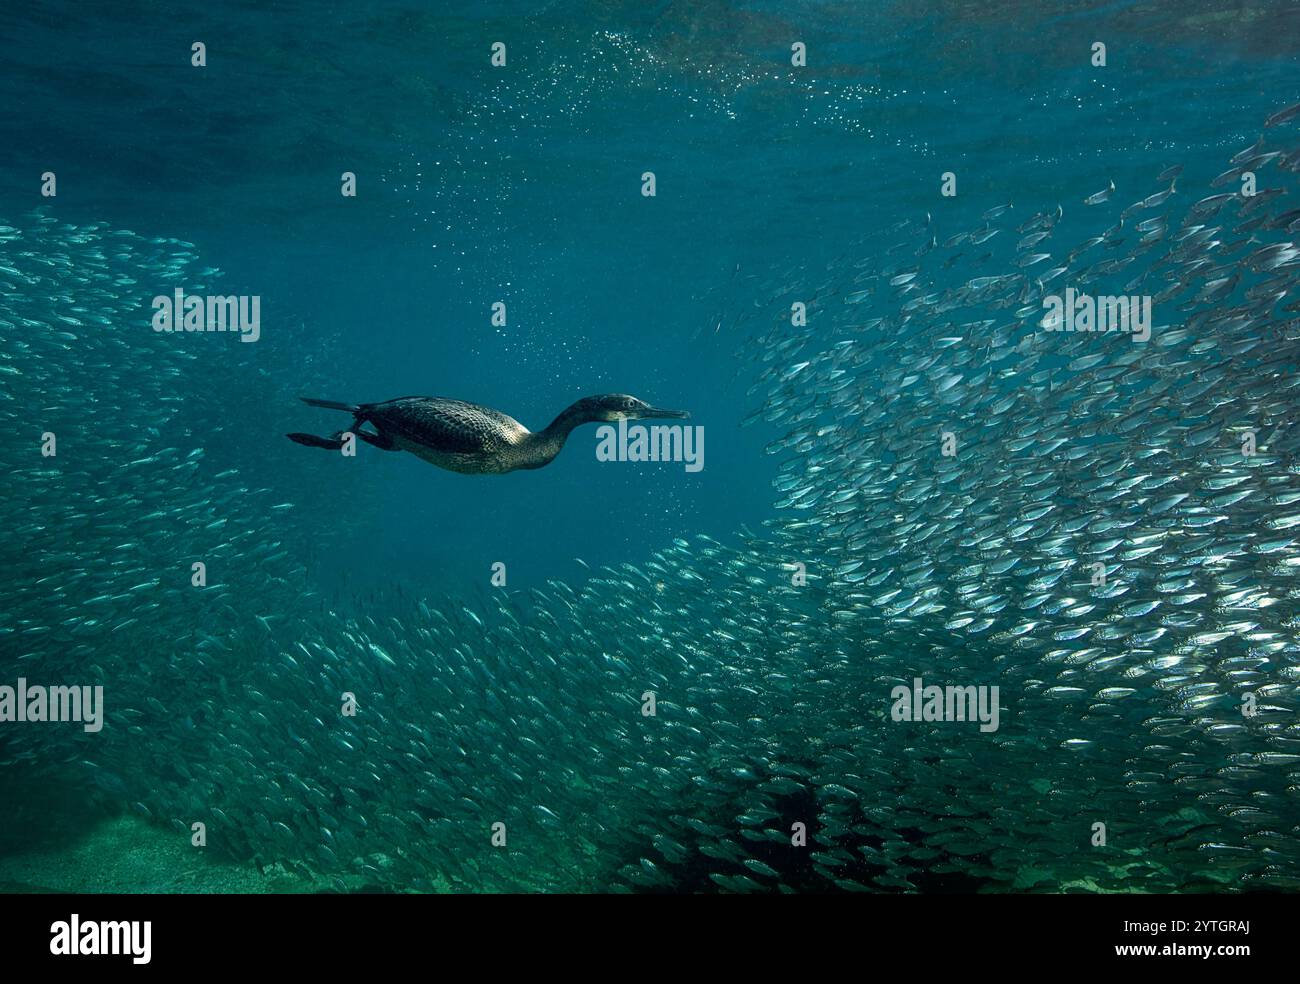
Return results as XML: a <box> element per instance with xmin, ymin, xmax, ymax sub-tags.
<box><xmin>2</xmin><ymin>2</ymin><xmax>1300</xmax><ymax>892</ymax></box>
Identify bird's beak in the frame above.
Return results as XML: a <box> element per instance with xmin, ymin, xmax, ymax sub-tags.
<box><xmin>640</xmin><ymin>407</ymin><xmax>691</xmax><ymax>419</ymax></box>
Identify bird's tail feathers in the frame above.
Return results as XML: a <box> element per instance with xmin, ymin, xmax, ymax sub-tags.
<box><xmin>300</xmin><ymin>397</ymin><xmax>360</xmax><ymax>413</ymax></box>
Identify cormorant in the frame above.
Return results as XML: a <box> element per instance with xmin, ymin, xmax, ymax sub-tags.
<box><xmin>287</xmin><ymin>394</ymin><xmax>690</xmax><ymax>474</ymax></box>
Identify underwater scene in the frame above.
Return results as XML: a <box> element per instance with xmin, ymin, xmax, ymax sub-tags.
<box><xmin>2</xmin><ymin>0</ymin><xmax>1300</xmax><ymax>897</ymax></box>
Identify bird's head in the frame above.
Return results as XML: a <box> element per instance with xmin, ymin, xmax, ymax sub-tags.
<box><xmin>583</xmin><ymin>394</ymin><xmax>691</xmax><ymax>422</ymax></box>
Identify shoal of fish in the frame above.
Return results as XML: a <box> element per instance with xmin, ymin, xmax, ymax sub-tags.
<box><xmin>4</xmin><ymin>101</ymin><xmax>1300</xmax><ymax>893</ymax></box>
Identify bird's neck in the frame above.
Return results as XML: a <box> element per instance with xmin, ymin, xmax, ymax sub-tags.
<box><xmin>517</xmin><ymin>399</ymin><xmax>605</xmax><ymax>469</ymax></box>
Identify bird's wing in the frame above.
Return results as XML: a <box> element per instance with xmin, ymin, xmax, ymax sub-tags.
<box><xmin>371</xmin><ymin>398</ymin><xmax>515</xmax><ymax>454</ymax></box>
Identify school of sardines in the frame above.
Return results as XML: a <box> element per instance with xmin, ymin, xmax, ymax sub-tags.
<box><xmin>4</xmin><ymin>100</ymin><xmax>1300</xmax><ymax>893</ymax></box>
